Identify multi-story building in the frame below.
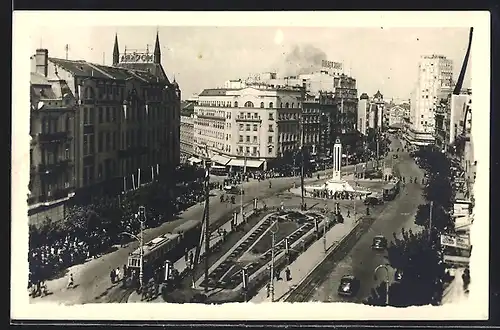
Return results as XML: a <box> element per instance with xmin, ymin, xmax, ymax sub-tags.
<box><xmin>29</xmin><ymin>68</ymin><xmax>77</xmax><ymax>224</ymax></box>
<box><xmin>193</xmin><ymin>84</ymin><xmax>304</xmax><ymax>171</ymax></box>
<box><xmin>386</xmin><ymin>105</ymin><xmax>407</xmax><ymax>127</ymax></box>
<box><xmin>29</xmin><ymin>32</ymin><xmax>180</xmax><ymax>206</ymax></box>
<box><xmin>180</xmin><ymin>101</ymin><xmax>195</xmax><ymax>162</ymax></box>
<box><xmin>357</xmin><ymin>93</ymin><xmax>370</xmax><ymax>136</ymax></box>
<box><xmin>408</xmin><ymin>54</ymin><xmax>454</xmax><ymax>146</ymax></box>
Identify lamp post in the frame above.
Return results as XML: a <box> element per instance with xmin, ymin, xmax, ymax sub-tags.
<box><xmin>374</xmin><ymin>264</ymin><xmax>390</xmax><ymax>306</ymax></box>
<box><xmin>269</xmin><ymin>220</ymin><xmax>279</xmax><ymax>302</ymax></box>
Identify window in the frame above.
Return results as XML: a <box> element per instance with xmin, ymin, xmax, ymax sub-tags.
<box><xmin>285</xmin><ymin>103</ymin><xmax>289</xmax><ymax>108</ymax></box>
<box><xmin>239</xmin><ymin>124</ymin><xmax>244</xmax><ymax>131</ymax></box>
<box><xmin>239</xmin><ymin>135</ymin><xmax>243</xmax><ymax>142</ymax></box>
<box><xmin>246</xmin><ymin>124</ymin><xmax>250</xmax><ymax>131</ymax></box>
<box><xmin>89</xmin><ymin>134</ymin><xmax>95</xmax><ymax>154</ymax></box>
<box><xmin>98</xmin><ymin>132</ymin><xmax>103</xmax><ymax>152</ymax></box>
<box><xmin>253</xmin><ymin>146</ymin><xmax>257</xmax><ymax>154</ymax></box>
<box><xmin>269</xmin><ymin>124</ymin><xmax>274</xmax><ymax>132</ymax></box>
<box><xmin>253</xmin><ymin>124</ymin><xmax>258</xmax><ymax>131</ymax></box>
<box><xmin>291</xmin><ymin>103</ymin><xmax>294</xmax><ymax>108</ymax></box>
<box><xmin>268</xmin><ymin>136</ymin><xmax>273</xmax><ymax>143</ymax></box>
<box><xmin>253</xmin><ymin>136</ymin><xmax>258</xmax><ymax>143</ymax></box>
<box><xmin>246</xmin><ymin>147</ymin><xmax>250</xmax><ymax>154</ymax></box>
<box><xmin>260</xmin><ymin>102</ymin><xmax>264</xmax><ymax>108</ymax></box>
<box><xmin>269</xmin><ymin>113</ymin><xmax>274</xmax><ymax>120</ymax></box>
<box><xmin>234</xmin><ymin>101</ymin><xmax>239</xmax><ymax>107</ymax></box>
<box><xmin>84</xmin><ymin>108</ymin><xmax>89</xmax><ymax>125</ymax></box>
<box><xmin>66</xmin><ymin>116</ymin><xmax>70</xmax><ymax>131</ymax></box>
<box><xmin>239</xmin><ymin>146</ymin><xmax>243</xmax><ymax>153</ymax></box>
<box><xmin>268</xmin><ymin>147</ymin><xmax>273</xmax><ymax>154</ymax></box>
<box><xmin>106</xmin><ymin>107</ymin><xmax>111</xmax><ymax>122</ymax></box>
<box><xmin>106</xmin><ymin>132</ymin><xmax>111</xmax><ymax>152</ymax></box>
<box><xmin>269</xmin><ymin>102</ymin><xmax>274</xmax><ymax>108</ymax></box>
<box><xmin>246</xmin><ymin>135</ymin><xmax>250</xmax><ymax>142</ymax></box>
<box><xmin>280</xmin><ymin>103</ymin><xmax>283</xmax><ymax>108</ymax></box>
<box><xmin>98</xmin><ymin>107</ymin><xmax>103</xmax><ymax>123</ymax></box>
<box><xmin>89</xmin><ymin>108</ymin><xmax>95</xmax><ymax>124</ymax></box>
<box><xmin>244</xmin><ymin>101</ymin><xmax>254</xmax><ymax>108</ymax></box>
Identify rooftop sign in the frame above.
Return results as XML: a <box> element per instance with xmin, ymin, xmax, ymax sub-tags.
<box><xmin>120</xmin><ymin>51</ymin><xmax>154</xmax><ymax>64</ymax></box>
<box><xmin>322</xmin><ymin>60</ymin><xmax>343</xmax><ymax>70</ymax></box>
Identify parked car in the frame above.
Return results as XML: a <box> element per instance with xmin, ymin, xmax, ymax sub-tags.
<box><xmin>371</xmin><ymin>235</ymin><xmax>388</xmax><ymax>251</ymax></box>
<box><xmin>364</xmin><ymin>195</ymin><xmax>383</xmax><ymax>206</ymax></box>
<box><xmin>337</xmin><ymin>275</ymin><xmax>360</xmax><ymax>297</ymax></box>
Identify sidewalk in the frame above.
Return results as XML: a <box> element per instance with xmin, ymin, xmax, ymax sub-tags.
<box><xmin>250</xmin><ymin>215</ymin><xmax>358</xmax><ymax>303</ymax></box>
<box><xmin>441</xmin><ymin>268</ymin><xmax>469</xmax><ymax>305</ymax></box>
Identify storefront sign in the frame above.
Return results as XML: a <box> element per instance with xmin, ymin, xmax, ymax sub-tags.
<box><xmin>440</xmin><ymin>234</ymin><xmax>470</xmax><ymax>250</ymax></box>
<box><xmin>443</xmin><ymin>255</ymin><xmax>469</xmax><ymax>268</ymax></box>
<box><xmin>120</xmin><ymin>52</ymin><xmax>154</xmax><ymax>63</ymax></box>
<box><xmin>321</xmin><ymin>60</ymin><xmax>343</xmax><ymax>70</ymax></box>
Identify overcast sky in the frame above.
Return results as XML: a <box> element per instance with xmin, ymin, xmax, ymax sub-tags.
<box><xmin>29</xmin><ymin>26</ymin><xmax>472</xmax><ymax>100</ymax></box>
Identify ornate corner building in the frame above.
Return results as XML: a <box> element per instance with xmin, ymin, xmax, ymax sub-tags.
<box><xmin>28</xmin><ymin>32</ymin><xmax>181</xmax><ymax>224</ymax></box>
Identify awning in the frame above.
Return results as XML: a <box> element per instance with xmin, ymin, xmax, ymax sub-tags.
<box><xmin>227</xmin><ymin>159</ymin><xmax>264</xmax><ymax>168</ymax></box>
<box><xmin>188</xmin><ymin>157</ymin><xmax>202</xmax><ymax>164</ymax></box>
<box><xmin>211</xmin><ymin>154</ymin><xmax>231</xmax><ymax>166</ymax></box>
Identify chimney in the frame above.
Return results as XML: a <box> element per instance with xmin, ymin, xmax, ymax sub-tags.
<box><xmin>35</xmin><ymin>49</ymin><xmax>49</xmax><ymax>77</ymax></box>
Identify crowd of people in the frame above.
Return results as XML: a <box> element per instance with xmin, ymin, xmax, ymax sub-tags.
<box><xmin>28</xmin><ymin>165</ymin><xmax>212</xmax><ymax>295</ymax></box>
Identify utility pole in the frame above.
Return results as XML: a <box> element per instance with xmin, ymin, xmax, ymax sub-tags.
<box><xmin>204</xmin><ymin>166</ymin><xmax>210</xmax><ymax>293</ymax></box>
<box><xmin>300</xmin><ymin>83</ymin><xmax>306</xmax><ymax>210</ymax></box>
<box><xmin>138</xmin><ymin>206</ymin><xmax>145</xmax><ymax>291</ymax></box>
<box><xmin>429</xmin><ymin>200</ymin><xmax>433</xmax><ymax>241</ymax></box>
<box><xmin>240</xmin><ymin>186</ymin><xmax>244</xmax><ymax>223</ymax></box>
<box><xmin>323</xmin><ymin>218</ymin><xmax>327</xmax><ymax>253</ymax></box>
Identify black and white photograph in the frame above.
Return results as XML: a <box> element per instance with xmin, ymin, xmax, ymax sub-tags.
<box><xmin>11</xmin><ymin>11</ymin><xmax>490</xmax><ymax>321</ymax></box>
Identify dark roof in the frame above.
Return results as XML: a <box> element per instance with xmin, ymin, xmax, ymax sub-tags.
<box><xmin>199</xmin><ymin>89</ymin><xmax>230</xmax><ymax>96</ymax></box>
<box><xmin>116</xmin><ymin>62</ymin><xmax>169</xmax><ymax>83</ymax></box>
<box><xmin>49</xmin><ymin>57</ymin><xmax>169</xmax><ymax>84</ymax></box>
<box><xmin>374</xmin><ymin>90</ymin><xmax>383</xmax><ymax>99</ymax></box>
<box><xmin>359</xmin><ymin>93</ymin><xmax>369</xmax><ymax>100</ymax></box>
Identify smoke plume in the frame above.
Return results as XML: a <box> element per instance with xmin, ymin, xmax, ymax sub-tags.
<box><xmin>274</xmin><ymin>44</ymin><xmax>328</xmax><ymax>77</ymax></box>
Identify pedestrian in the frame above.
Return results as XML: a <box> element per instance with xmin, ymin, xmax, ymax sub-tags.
<box><xmin>67</xmin><ymin>273</ymin><xmax>74</xmax><ymax>289</ymax></box>
<box><xmin>285</xmin><ymin>267</ymin><xmax>292</xmax><ymax>281</ymax></box>
<box><xmin>116</xmin><ymin>267</ymin><xmax>121</xmax><ymax>282</ymax></box>
<box><xmin>347</xmin><ymin>210</ymin><xmax>350</xmax><ymax>218</ymax></box>
<box><xmin>110</xmin><ymin>269</ymin><xmax>116</xmax><ymax>284</ymax></box>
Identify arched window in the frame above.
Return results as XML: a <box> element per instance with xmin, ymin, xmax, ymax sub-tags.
<box><xmin>269</xmin><ymin>102</ymin><xmax>274</xmax><ymax>108</ymax></box>
<box><xmin>65</xmin><ymin>116</ymin><xmax>70</xmax><ymax>132</ymax></box>
<box><xmin>291</xmin><ymin>103</ymin><xmax>294</xmax><ymax>108</ymax></box>
<box><xmin>244</xmin><ymin>101</ymin><xmax>254</xmax><ymax>108</ymax></box>
<box><xmin>260</xmin><ymin>102</ymin><xmax>264</xmax><ymax>108</ymax></box>
<box><xmin>285</xmin><ymin>102</ymin><xmax>289</xmax><ymax>108</ymax></box>
<box><xmin>234</xmin><ymin>101</ymin><xmax>239</xmax><ymax>107</ymax></box>
<box><xmin>280</xmin><ymin>103</ymin><xmax>283</xmax><ymax>108</ymax></box>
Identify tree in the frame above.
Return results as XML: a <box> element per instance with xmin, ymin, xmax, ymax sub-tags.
<box><xmin>366</xmin><ymin>229</ymin><xmax>444</xmax><ymax>307</ymax></box>
<box><xmin>414</xmin><ymin>203</ymin><xmax>453</xmax><ymax>233</ymax></box>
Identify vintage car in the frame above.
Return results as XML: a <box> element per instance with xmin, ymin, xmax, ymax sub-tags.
<box><xmin>371</xmin><ymin>235</ymin><xmax>388</xmax><ymax>251</ymax></box>
<box><xmin>337</xmin><ymin>275</ymin><xmax>360</xmax><ymax>297</ymax></box>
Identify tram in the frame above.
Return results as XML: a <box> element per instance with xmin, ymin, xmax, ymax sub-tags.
<box><xmin>382</xmin><ymin>179</ymin><xmax>401</xmax><ymax>201</ymax></box>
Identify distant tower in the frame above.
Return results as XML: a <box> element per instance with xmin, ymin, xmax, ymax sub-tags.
<box><xmin>112</xmin><ymin>33</ymin><xmax>120</xmax><ymax>66</ymax></box>
<box><xmin>332</xmin><ymin>138</ymin><xmax>342</xmax><ymax>181</ymax></box>
<box><xmin>154</xmin><ymin>31</ymin><xmax>161</xmax><ymax>64</ymax></box>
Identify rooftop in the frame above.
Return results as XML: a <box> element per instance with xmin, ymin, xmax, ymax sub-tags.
<box><xmin>48</xmin><ymin>57</ymin><xmax>169</xmax><ymax>84</ymax></box>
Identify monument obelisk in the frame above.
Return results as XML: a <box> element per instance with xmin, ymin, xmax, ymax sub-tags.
<box><xmin>332</xmin><ymin>137</ymin><xmax>342</xmax><ymax>181</ymax></box>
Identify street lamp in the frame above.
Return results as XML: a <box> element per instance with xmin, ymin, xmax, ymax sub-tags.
<box><xmin>269</xmin><ymin>220</ymin><xmax>279</xmax><ymax>302</ymax></box>
<box><xmin>374</xmin><ymin>264</ymin><xmax>390</xmax><ymax>306</ymax></box>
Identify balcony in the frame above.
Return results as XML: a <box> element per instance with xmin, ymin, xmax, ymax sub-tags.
<box><xmin>118</xmin><ymin>146</ymin><xmax>149</xmax><ymax>158</ymax></box>
<box><xmin>235</xmin><ymin>116</ymin><xmax>262</xmax><ymax>123</ymax></box>
<box><xmin>28</xmin><ymin>187</ymin><xmax>75</xmax><ymax>206</ymax></box>
<box><xmin>38</xmin><ymin>159</ymin><xmax>73</xmax><ymax>175</ymax></box>
<box><xmin>38</xmin><ymin>131</ymin><xmax>71</xmax><ymax>144</ymax></box>
<box><xmin>197</xmin><ymin>114</ymin><xmax>226</xmax><ymax>121</ymax></box>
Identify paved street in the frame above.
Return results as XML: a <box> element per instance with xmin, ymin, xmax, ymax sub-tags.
<box><xmin>310</xmin><ymin>136</ymin><xmax>427</xmax><ymax>303</ymax></box>
<box><xmin>30</xmin><ymin>165</ymin><xmax>357</xmax><ymax>305</ymax></box>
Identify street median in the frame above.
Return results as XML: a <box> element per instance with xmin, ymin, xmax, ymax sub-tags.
<box><xmin>282</xmin><ymin>216</ymin><xmax>376</xmax><ymax>302</ymax></box>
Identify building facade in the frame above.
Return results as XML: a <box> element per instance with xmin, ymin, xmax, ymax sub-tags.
<box><xmin>193</xmin><ymin>85</ymin><xmax>304</xmax><ymax>171</ymax></box>
<box><xmin>180</xmin><ymin>101</ymin><xmax>195</xmax><ymax>162</ymax></box>
<box><xmin>29</xmin><ymin>67</ymin><xmax>77</xmax><ymax>225</ymax></box>
<box><xmin>357</xmin><ymin>93</ymin><xmax>370</xmax><ymax>136</ymax></box>
<box><xmin>387</xmin><ymin>105</ymin><xmax>407</xmax><ymax>127</ymax></box>
<box><xmin>409</xmin><ymin>54</ymin><xmax>454</xmax><ymax>145</ymax></box>
<box><xmin>29</xmin><ymin>32</ymin><xmax>180</xmax><ymax>207</ymax></box>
